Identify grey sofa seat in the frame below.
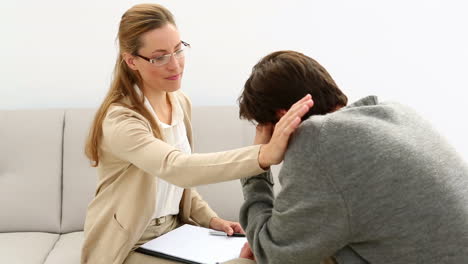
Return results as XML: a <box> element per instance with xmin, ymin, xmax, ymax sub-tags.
<box><xmin>0</xmin><ymin>232</ymin><xmax>59</xmax><ymax>263</ymax></box>
<box><xmin>44</xmin><ymin>232</ymin><xmax>83</xmax><ymax>264</ymax></box>
<box><xmin>1</xmin><ymin>106</ymin><xmax>280</xmax><ymax>263</ymax></box>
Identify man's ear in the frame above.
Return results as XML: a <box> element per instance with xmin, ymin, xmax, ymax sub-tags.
<box><xmin>122</xmin><ymin>52</ymin><xmax>138</xmax><ymax>71</ymax></box>
<box><xmin>275</xmin><ymin>109</ymin><xmax>287</xmax><ymax>120</ymax></box>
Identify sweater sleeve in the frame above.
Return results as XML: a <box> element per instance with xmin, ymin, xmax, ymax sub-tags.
<box><xmin>102</xmin><ymin>106</ymin><xmax>266</xmax><ymax>188</ymax></box>
<box><xmin>239</xmin><ymin>121</ymin><xmax>351</xmax><ymax>264</ymax></box>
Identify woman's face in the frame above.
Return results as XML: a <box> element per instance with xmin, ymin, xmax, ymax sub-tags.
<box><xmin>132</xmin><ymin>23</ymin><xmax>185</xmax><ymax>93</ymax></box>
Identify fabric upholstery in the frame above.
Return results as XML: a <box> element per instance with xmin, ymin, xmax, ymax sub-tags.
<box><xmin>44</xmin><ymin>232</ymin><xmax>83</xmax><ymax>264</ymax></box>
<box><xmin>0</xmin><ymin>110</ymin><xmax>63</xmax><ymax>232</ymax></box>
<box><xmin>191</xmin><ymin>106</ymin><xmax>257</xmax><ymax>221</ymax></box>
<box><xmin>61</xmin><ymin>109</ymin><xmax>98</xmax><ymax>233</ymax></box>
<box><xmin>0</xmin><ymin>232</ymin><xmax>59</xmax><ymax>264</ymax></box>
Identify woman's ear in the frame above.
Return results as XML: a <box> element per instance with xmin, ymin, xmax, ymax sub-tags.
<box><xmin>122</xmin><ymin>52</ymin><xmax>138</xmax><ymax>71</ymax></box>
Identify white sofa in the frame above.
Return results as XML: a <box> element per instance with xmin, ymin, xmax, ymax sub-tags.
<box><xmin>0</xmin><ymin>107</ymin><xmax>281</xmax><ymax>264</ymax></box>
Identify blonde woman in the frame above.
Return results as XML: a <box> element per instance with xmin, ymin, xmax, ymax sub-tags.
<box><xmin>80</xmin><ymin>3</ymin><xmax>313</xmax><ymax>264</ymax></box>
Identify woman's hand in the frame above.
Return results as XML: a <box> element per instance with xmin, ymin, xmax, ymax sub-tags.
<box><xmin>209</xmin><ymin>217</ymin><xmax>244</xmax><ymax>236</ymax></box>
<box><xmin>239</xmin><ymin>242</ymin><xmax>255</xmax><ymax>260</ymax></box>
<box><xmin>258</xmin><ymin>94</ymin><xmax>314</xmax><ymax>168</ymax></box>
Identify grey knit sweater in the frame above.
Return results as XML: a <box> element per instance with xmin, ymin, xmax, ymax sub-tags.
<box><xmin>240</xmin><ymin>96</ymin><xmax>468</xmax><ymax>264</ymax></box>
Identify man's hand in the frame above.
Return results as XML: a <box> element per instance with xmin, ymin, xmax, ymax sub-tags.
<box><xmin>258</xmin><ymin>94</ymin><xmax>314</xmax><ymax>168</ymax></box>
<box><xmin>239</xmin><ymin>242</ymin><xmax>255</xmax><ymax>260</ymax></box>
<box><xmin>209</xmin><ymin>217</ymin><xmax>244</xmax><ymax>236</ymax></box>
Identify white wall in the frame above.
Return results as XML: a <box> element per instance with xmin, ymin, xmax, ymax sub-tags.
<box><xmin>1</xmin><ymin>0</ymin><xmax>467</xmax><ymax>160</ymax></box>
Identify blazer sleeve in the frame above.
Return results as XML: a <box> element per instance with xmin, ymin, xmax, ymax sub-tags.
<box><xmin>102</xmin><ymin>106</ymin><xmax>265</xmax><ymax>188</ymax></box>
<box><xmin>187</xmin><ymin>189</ymin><xmax>218</xmax><ymax>227</ymax></box>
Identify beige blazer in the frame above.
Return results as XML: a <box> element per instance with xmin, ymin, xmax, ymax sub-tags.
<box><xmin>81</xmin><ymin>91</ymin><xmax>265</xmax><ymax>264</ymax></box>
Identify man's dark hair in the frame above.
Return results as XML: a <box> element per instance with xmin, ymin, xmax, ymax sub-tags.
<box><xmin>238</xmin><ymin>50</ymin><xmax>348</xmax><ymax>124</ymax></box>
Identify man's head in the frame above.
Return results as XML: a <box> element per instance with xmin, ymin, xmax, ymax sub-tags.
<box><xmin>238</xmin><ymin>50</ymin><xmax>348</xmax><ymax>124</ymax></box>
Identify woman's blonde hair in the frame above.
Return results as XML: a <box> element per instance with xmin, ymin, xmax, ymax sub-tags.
<box><xmin>85</xmin><ymin>3</ymin><xmax>176</xmax><ymax>167</ymax></box>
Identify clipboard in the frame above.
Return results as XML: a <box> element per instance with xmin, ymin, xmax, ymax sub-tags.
<box><xmin>136</xmin><ymin>224</ymin><xmax>247</xmax><ymax>264</ymax></box>
<box><xmin>135</xmin><ymin>247</ymin><xmax>202</xmax><ymax>264</ymax></box>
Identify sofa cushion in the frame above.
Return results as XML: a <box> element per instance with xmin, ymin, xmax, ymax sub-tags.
<box><xmin>0</xmin><ymin>232</ymin><xmax>59</xmax><ymax>264</ymax></box>
<box><xmin>61</xmin><ymin>109</ymin><xmax>98</xmax><ymax>233</ymax></box>
<box><xmin>44</xmin><ymin>232</ymin><xmax>83</xmax><ymax>264</ymax></box>
<box><xmin>0</xmin><ymin>110</ymin><xmax>63</xmax><ymax>233</ymax></box>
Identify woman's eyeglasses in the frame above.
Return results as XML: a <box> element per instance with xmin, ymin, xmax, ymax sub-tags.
<box><xmin>136</xmin><ymin>41</ymin><xmax>190</xmax><ymax>67</ymax></box>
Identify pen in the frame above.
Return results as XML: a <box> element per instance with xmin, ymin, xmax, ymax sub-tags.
<box><xmin>209</xmin><ymin>230</ymin><xmax>246</xmax><ymax>237</ymax></box>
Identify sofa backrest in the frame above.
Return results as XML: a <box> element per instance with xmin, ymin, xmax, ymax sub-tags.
<box><xmin>1</xmin><ymin>107</ymin><xmax>278</xmax><ymax>234</ymax></box>
<box><xmin>0</xmin><ymin>110</ymin><xmax>63</xmax><ymax>233</ymax></box>
<box><xmin>190</xmin><ymin>106</ymin><xmax>256</xmax><ymax>220</ymax></box>
<box><xmin>60</xmin><ymin>109</ymin><xmax>98</xmax><ymax>233</ymax></box>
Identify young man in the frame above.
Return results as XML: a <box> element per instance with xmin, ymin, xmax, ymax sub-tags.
<box><xmin>236</xmin><ymin>50</ymin><xmax>468</xmax><ymax>264</ymax></box>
